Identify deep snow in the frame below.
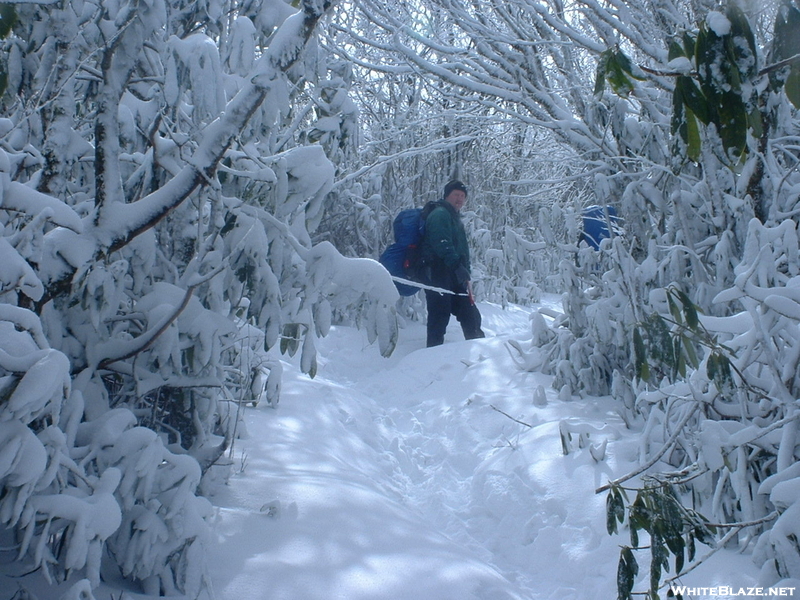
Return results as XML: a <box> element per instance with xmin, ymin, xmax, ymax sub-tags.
<box><xmin>205</xmin><ymin>296</ymin><xmax>765</xmax><ymax>600</ymax></box>
<box><xmin>0</xmin><ymin>296</ymin><xmax>776</xmax><ymax>600</ymax></box>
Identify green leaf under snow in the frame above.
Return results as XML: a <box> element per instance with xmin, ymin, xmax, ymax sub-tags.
<box><xmin>607</xmin><ymin>491</ymin><xmax>620</xmax><ymax>535</ymax></box>
<box><xmin>281</xmin><ymin>323</ymin><xmax>301</xmax><ymax>356</ymax></box>
<box><xmin>676</xmin><ymin>338</ymin><xmax>687</xmax><ymax>378</ymax></box>
<box><xmin>676</xmin><ymin>76</ymin><xmax>710</xmax><ymax>125</ymax></box>
<box><xmin>607</xmin><ymin>488</ymin><xmax>626</xmax><ymax>535</ymax></box>
<box><xmin>0</xmin><ymin>5</ymin><xmax>17</xmax><ymax>39</ymax></box>
<box><xmin>716</xmin><ymin>90</ymin><xmax>749</xmax><ymax>160</ymax></box>
<box><xmin>595</xmin><ymin>50</ymin><xmax>610</xmax><ymax>96</ymax></box>
<box><xmin>686</xmin><ymin>109</ymin><xmax>701</xmax><ymax>163</ymax></box>
<box><xmin>748</xmin><ymin>105</ymin><xmax>763</xmax><ymax>139</ymax></box>
<box><xmin>682</xmin><ymin>31</ymin><xmax>696</xmax><ymax>59</ymax></box>
<box><xmin>634</xmin><ymin>327</ymin><xmax>649</xmax><ymax>380</ymax></box>
<box><xmin>606</xmin><ymin>52</ymin><xmax>636</xmax><ymax>97</ymax></box>
<box><xmin>667</xmin><ymin>290</ymin><xmax>682</xmax><ymax>324</ymax></box>
<box><xmin>675</xmin><ymin>543</ymin><xmax>685</xmax><ymax>574</ymax></box>
<box><xmin>772</xmin><ymin>1</ymin><xmax>800</xmax><ymax>64</ymax></box>
<box><xmin>786</xmin><ymin>65</ymin><xmax>800</xmax><ymax>108</ymax></box>
<box><xmin>596</xmin><ymin>48</ymin><xmax>643</xmax><ymax>98</ymax></box>
<box><xmin>707</xmin><ymin>352</ymin><xmax>734</xmax><ymax>391</ymax></box>
<box><xmin>681</xmin><ymin>334</ymin><xmax>699</xmax><ymax>369</ymax></box>
<box><xmin>668</xmin><ymin>39</ymin><xmax>686</xmax><ymax>61</ymax></box>
<box><xmin>617</xmin><ymin>546</ymin><xmax>638</xmax><ymax>600</ymax></box>
<box><xmin>630</xmin><ymin>521</ymin><xmax>639</xmax><ymax>549</ymax></box>
<box><xmin>726</xmin><ymin>3</ymin><xmax>757</xmax><ymax>81</ymax></box>
<box><xmin>676</xmin><ymin>291</ymin><xmax>699</xmax><ymax>330</ymax></box>
<box><xmin>650</xmin><ymin>532</ymin><xmax>666</xmax><ymax>589</ymax></box>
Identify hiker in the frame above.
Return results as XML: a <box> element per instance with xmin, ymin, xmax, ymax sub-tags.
<box><xmin>420</xmin><ymin>180</ymin><xmax>485</xmax><ymax>347</ymax></box>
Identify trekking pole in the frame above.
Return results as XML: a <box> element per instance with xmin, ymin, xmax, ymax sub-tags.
<box><xmin>390</xmin><ymin>276</ymin><xmax>469</xmax><ymax>297</ymax></box>
<box><xmin>467</xmin><ymin>281</ymin><xmax>475</xmax><ymax>305</ymax></box>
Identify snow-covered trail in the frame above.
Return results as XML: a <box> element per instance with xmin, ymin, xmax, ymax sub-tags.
<box><xmin>207</xmin><ymin>299</ymin><xmax>621</xmax><ymax>599</ymax></box>
<box><xmin>207</xmin><ymin>304</ymin><xmax>540</xmax><ymax>599</ymax></box>
<box><xmin>205</xmin><ymin>299</ymin><xmax>760</xmax><ymax>600</ymax></box>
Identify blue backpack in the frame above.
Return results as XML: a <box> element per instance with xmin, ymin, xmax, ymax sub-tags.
<box><xmin>580</xmin><ymin>205</ymin><xmax>620</xmax><ymax>249</ymax></box>
<box><xmin>379</xmin><ymin>206</ymin><xmax>430</xmax><ymax>296</ymax></box>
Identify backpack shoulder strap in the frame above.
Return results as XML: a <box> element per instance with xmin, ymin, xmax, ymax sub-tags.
<box><xmin>420</xmin><ymin>200</ymin><xmax>441</xmax><ymax>220</ymax></box>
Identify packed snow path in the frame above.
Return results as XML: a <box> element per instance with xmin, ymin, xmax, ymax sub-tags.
<box><xmin>207</xmin><ymin>299</ymin><xmax>760</xmax><ymax>600</ymax></box>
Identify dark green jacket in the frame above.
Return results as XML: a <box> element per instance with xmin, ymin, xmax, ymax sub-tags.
<box><xmin>421</xmin><ymin>201</ymin><xmax>470</xmax><ymax>289</ymax></box>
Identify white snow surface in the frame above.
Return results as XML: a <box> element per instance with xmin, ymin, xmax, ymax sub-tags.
<box><xmin>203</xmin><ymin>297</ymin><xmax>764</xmax><ymax>600</ymax></box>
<box><xmin>0</xmin><ymin>297</ymin><xmax>774</xmax><ymax>599</ymax></box>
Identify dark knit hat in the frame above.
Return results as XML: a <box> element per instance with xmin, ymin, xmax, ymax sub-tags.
<box><xmin>443</xmin><ymin>180</ymin><xmax>468</xmax><ymax>199</ymax></box>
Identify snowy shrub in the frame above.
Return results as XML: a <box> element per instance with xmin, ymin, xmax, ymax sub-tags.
<box><xmin>599</xmin><ymin>217</ymin><xmax>800</xmax><ymax>596</ymax></box>
<box><xmin>711</xmin><ymin>219</ymin><xmax>800</xmax><ymax>582</ymax></box>
<box><xmin>88</xmin><ymin>419</ymin><xmax>213</xmax><ymax>596</ymax></box>
<box><xmin>0</xmin><ymin>0</ymin><xmax>404</xmax><ymax>595</ymax></box>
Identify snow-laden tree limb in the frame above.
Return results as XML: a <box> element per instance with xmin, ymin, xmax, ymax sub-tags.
<box><xmin>97</xmin><ymin>0</ymin><xmax>334</xmax><ymax>257</ymax></box>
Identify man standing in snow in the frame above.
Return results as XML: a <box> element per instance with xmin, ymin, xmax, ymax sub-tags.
<box><xmin>421</xmin><ymin>180</ymin><xmax>485</xmax><ymax>347</ymax></box>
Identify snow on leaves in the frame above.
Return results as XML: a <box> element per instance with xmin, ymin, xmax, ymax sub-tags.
<box><xmin>597</xmin><ymin>219</ymin><xmax>800</xmax><ymax>596</ymax></box>
<box><xmin>0</xmin><ymin>0</ymin><xmax>400</xmax><ymax>595</ymax></box>
<box><xmin>21</xmin><ymin>468</ymin><xmax>123</xmax><ymax>588</ymax></box>
<box><xmin>165</xmin><ymin>35</ymin><xmax>227</xmax><ymax>125</ymax></box>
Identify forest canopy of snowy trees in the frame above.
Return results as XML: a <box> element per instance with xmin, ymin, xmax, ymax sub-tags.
<box><xmin>1</xmin><ymin>0</ymin><xmax>799</xmax><ymax>597</ymax></box>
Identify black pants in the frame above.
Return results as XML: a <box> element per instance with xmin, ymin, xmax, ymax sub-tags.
<box><xmin>425</xmin><ymin>289</ymin><xmax>485</xmax><ymax>347</ymax></box>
